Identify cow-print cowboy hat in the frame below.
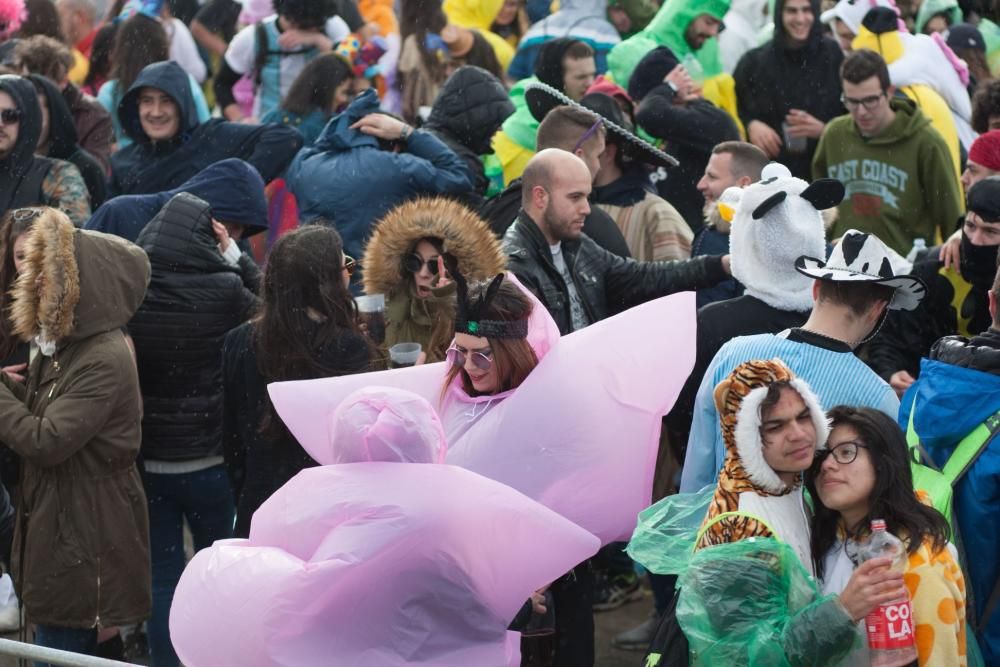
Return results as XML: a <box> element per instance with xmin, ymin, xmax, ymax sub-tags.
<box><xmin>795</xmin><ymin>229</ymin><xmax>927</xmax><ymax>311</ymax></box>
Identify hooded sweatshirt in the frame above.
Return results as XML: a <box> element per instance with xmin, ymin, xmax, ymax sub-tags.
<box><xmin>86</xmin><ymin>158</ymin><xmax>267</xmax><ymax>242</ymax></box>
<box><xmin>0</xmin><ymin>76</ymin><xmax>90</xmax><ymax>226</ymax></box>
<box><xmin>812</xmin><ymin>97</ymin><xmax>963</xmax><ymax>255</ymax></box>
<box><xmin>607</xmin><ymin>0</ymin><xmax>731</xmax><ymax>88</ymax></box>
<box><xmin>28</xmin><ymin>74</ymin><xmax>107</xmax><ymax>208</ymax></box>
<box><xmin>442</xmin><ymin>0</ymin><xmax>515</xmax><ymax>69</ymax></box>
<box><xmin>424</xmin><ymin>66</ymin><xmax>514</xmax><ymax>202</ymax></box>
<box><xmin>507</xmin><ymin>0</ymin><xmax>621</xmax><ymax>80</ymax></box>
<box><xmin>109</xmin><ymin>61</ymin><xmax>303</xmax><ymax>197</ymax></box>
<box><xmin>0</xmin><ymin>211</ymin><xmax>152</xmax><ymax>628</ymax></box>
<box><xmin>733</xmin><ymin>0</ymin><xmax>844</xmax><ymax>179</ymax></box>
<box><xmin>286</xmin><ymin>89</ymin><xmax>472</xmax><ymax>266</ymax></box>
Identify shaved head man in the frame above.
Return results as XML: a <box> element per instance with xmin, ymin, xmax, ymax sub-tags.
<box><xmin>521</xmin><ymin>148</ymin><xmax>594</xmax><ymax>244</ymax></box>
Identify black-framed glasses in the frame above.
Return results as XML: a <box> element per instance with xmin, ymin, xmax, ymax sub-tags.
<box><xmin>446</xmin><ymin>343</ymin><xmax>493</xmax><ymax>371</ymax></box>
<box><xmin>0</xmin><ymin>108</ymin><xmax>21</xmax><ymax>126</ymax></box>
<box><xmin>343</xmin><ymin>255</ymin><xmax>357</xmax><ymax>275</ymax></box>
<box><xmin>10</xmin><ymin>207</ymin><xmax>42</xmax><ymax>223</ymax></box>
<box><xmin>815</xmin><ymin>440</ymin><xmax>869</xmax><ymax>465</ymax></box>
<box><xmin>840</xmin><ymin>92</ymin><xmax>886</xmax><ymax>111</ymax></box>
<box><xmin>403</xmin><ymin>254</ymin><xmax>440</xmax><ymax>275</ymax></box>
<box><xmin>572</xmin><ymin>118</ymin><xmax>604</xmax><ymax>153</ymax></box>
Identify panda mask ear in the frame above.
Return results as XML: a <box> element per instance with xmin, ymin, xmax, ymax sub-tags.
<box><xmin>752</xmin><ymin>191</ymin><xmax>787</xmax><ymax>220</ymax></box>
<box><xmin>800</xmin><ymin>179</ymin><xmax>845</xmax><ymax>211</ymax></box>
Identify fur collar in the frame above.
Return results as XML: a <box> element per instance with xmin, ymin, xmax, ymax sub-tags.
<box><xmin>11</xmin><ymin>210</ymin><xmax>79</xmax><ymax>344</ymax></box>
<box><xmin>362</xmin><ymin>197</ymin><xmax>507</xmax><ymax>296</ymax></box>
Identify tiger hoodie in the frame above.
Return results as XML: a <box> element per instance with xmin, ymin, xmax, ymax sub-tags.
<box><xmin>696</xmin><ymin>358</ymin><xmax>830</xmax><ymax>575</ymax></box>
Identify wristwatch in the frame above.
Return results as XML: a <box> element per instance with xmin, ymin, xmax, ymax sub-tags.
<box><xmin>665</xmin><ymin>80</ymin><xmax>680</xmax><ymax>98</ymax></box>
<box><xmin>399</xmin><ymin>124</ymin><xmax>413</xmax><ymax>142</ymax></box>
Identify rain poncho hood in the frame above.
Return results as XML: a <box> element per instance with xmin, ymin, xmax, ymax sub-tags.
<box><xmin>915</xmin><ymin>0</ymin><xmax>962</xmax><ymax>35</ymax></box>
<box><xmin>607</xmin><ymin>0</ymin><xmax>730</xmax><ymax>87</ymax></box>
<box><xmin>499</xmin><ymin>77</ymin><xmax>540</xmax><ymax>152</ymax></box>
<box><xmin>266</xmin><ymin>284</ymin><xmax>699</xmax><ymax>545</ymax></box>
<box><xmin>85</xmin><ymin>159</ymin><xmax>268</xmax><ymax>242</ymax></box>
<box><xmin>168</xmin><ymin>384</ymin><xmax>600</xmax><ymax>667</ymax></box>
<box><xmin>514</xmin><ymin>0</ymin><xmax>621</xmax><ymax>71</ymax></box>
<box><xmin>442</xmin><ymin>0</ymin><xmax>515</xmax><ymax>68</ymax></box>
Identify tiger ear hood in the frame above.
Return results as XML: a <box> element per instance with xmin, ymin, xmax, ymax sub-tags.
<box><xmin>715</xmin><ymin>359</ymin><xmax>830</xmax><ymax>494</ymax></box>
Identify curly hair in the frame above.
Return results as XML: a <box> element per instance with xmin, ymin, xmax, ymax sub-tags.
<box><xmin>972</xmin><ymin>78</ymin><xmax>1000</xmax><ymax>134</ymax></box>
<box><xmin>14</xmin><ymin>34</ymin><xmax>74</xmax><ymax>83</ymax></box>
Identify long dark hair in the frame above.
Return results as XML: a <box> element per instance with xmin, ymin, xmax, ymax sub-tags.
<box><xmin>15</xmin><ymin>0</ymin><xmax>63</xmax><ymax>40</ymax></box>
<box><xmin>0</xmin><ymin>210</ymin><xmax>39</xmax><ymax>359</ymax></box>
<box><xmin>281</xmin><ymin>53</ymin><xmax>353</xmax><ymax>116</ymax></box>
<box><xmin>807</xmin><ymin>406</ymin><xmax>950</xmax><ymax>578</ymax></box>
<box><xmin>441</xmin><ymin>279</ymin><xmax>537</xmax><ymax>399</ymax></box>
<box><xmin>84</xmin><ymin>23</ymin><xmax>119</xmax><ymax>92</ymax></box>
<box><xmin>399</xmin><ymin>0</ymin><xmax>448</xmax><ymax>79</ymax></box>
<box><xmin>111</xmin><ymin>14</ymin><xmax>169</xmax><ymax>105</ymax></box>
<box><xmin>253</xmin><ymin>225</ymin><xmax>373</xmax><ymax>441</ymax></box>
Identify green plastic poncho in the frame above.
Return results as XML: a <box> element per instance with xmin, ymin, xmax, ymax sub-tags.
<box><xmin>914</xmin><ymin>0</ymin><xmax>962</xmax><ymax>35</ymax></box>
<box><xmin>627</xmin><ymin>486</ymin><xmax>715</xmax><ymax>576</ymax></box>
<box><xmin>678</xmin><ymin>538</ymin><xmax>860</xmax><ymax>666</ymax></box>
<box><xmin>606</xmin><ymin>0</ymin><xmax>731</xmax><ymax>87</ymax></box>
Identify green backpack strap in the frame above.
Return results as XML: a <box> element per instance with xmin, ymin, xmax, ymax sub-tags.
<box><xmin>694</xmin><ymin>510</ymin><xmax>781</xmax><ymax>551</ymax></box>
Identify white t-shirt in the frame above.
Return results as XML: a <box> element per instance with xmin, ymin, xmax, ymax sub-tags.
<box><xmin>166</xmin><ymin>17</ymin><xmax>207</xmax><ymax>83</ymax></box>
<box><xmin>224</xmin><ymin>14</ymin><xmax>350</xmax><ymax>117</ymax></box>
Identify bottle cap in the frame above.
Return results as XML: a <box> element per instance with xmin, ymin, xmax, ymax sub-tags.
<box><xmin>870</xmin><ymin>519</ymin><xmax>887</xmax><ymax>531</ymax></box>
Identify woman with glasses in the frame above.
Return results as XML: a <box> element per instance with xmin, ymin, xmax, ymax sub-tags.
<box><xmin>807</xmin><ymin>406</ymin><xmax>968</xmax><ymax>666</ymax></box>
<box><xmin>362</xmin><ymin>197</ymin><xmax>506</xmax><ymax>363</ymax></box>
<box><xmin>223</xmin><ymin>224</ymin><xmax>374</xmax><ymax>539</ymax></box>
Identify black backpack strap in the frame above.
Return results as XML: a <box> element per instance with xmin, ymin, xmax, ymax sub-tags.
<box><xmin>253</xmin><ymin>21</ymin><xmax>268</xmax><ymax>88</ymax></box>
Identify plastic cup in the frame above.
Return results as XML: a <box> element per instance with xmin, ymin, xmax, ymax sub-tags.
<box><xmin>388</xmin><ymin>342</ymin><xmax>422</xmax><ymax>368</ymax></box>
<box><xmin>355</xmin><ymin>294</ymin><xmax>386</xmax><ymax>345</ymax></box>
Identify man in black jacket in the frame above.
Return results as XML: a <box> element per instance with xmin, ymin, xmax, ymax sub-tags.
<box><xmin>629</xmin><ymin>46</ymin><xmax>741</xmax><ymax>233</ymax></box>
<box><xmin>504</xmin><ymin>148</ymin><xmax>730</xmax><ymax>335</ymax></box>
<box><xmin>868</xmin><ymin>175</ymin><xmax>1000</xmax><ymax>394</ymax></box>
<box><xmin>109</xmin><ymin>61</ymin><xmax>302</xmax><ymax>196</ymax></box>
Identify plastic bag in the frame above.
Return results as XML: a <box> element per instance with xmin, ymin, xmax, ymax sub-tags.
<box><xmin>677</xmin><ymin>538</ymin><xmax>860</xmax><ymax>667</ymax></box>
<box><xmin>626</xmin><ymin>485</ymin><xmax>714</xmax><ymax>576</ymax></box>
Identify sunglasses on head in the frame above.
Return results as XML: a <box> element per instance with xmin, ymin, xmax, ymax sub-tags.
<box><xmin>343</xmin><ymin>255</ymin><xmax>357</xmax><ymax>275</ymax></box>
<box><xmin>403</xmin><ymin>253</ymin><xmax>440</xmax><ymax>275</ymax></box>
<box><xmin>0</xmin><ymin>108</ymin><xmax>21</xmax><ymax>126</ymax></box>
<box><xmin>10</xmin><ymin>207</ymin><xmax>42</xmax><ymax>223</ymax></box>
<box><xmin>446</xmin><ymin>343</ymin><xmax>493</xmax><ymax>371</ymax></box>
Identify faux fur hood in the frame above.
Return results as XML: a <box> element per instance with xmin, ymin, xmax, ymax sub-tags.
<box><xmin>362</xmin><ymin>197</ymin><xmax>507</xmax><ymax>296</ymax></box>
<box><xmin>714</xmin><ymin>358</ymin><xmax>830</xmax><ymax>495</ymax></box>
<box><xmin>11</xmin><ymin>209</ymin><xmax>151</xmax><ymax>345</ymax></box>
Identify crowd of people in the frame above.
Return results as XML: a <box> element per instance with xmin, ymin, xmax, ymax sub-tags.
<box><xmin>0</xmin><ymin>0</ymin><xmax>994</xmax><ymax>664</ymax></box>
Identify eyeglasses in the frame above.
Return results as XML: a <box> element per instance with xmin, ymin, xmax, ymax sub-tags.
<box><xmin>815</xmin><ymin>440</ymin><xmax>868</xmax><ymax>465</ymax></box>
<box><xmin>0</xmin><ymin>108</ymin><xmax>21</xmax><ymax>126</ymax></box>
<box><xmin>403</xmin><ymin>254</ymin><xmax>440</xmax><ymax>275</ymax></box>
<box><xmin>840</xmin><ymin>92</ymin><xmax>886</xmax><ymax>111</ymax></box>
<box><xmin>572</xmin><ymin>118</ymin><xmax>604</xmax><ymax>153</ymax></box>
<box><xmin>343</xmin><ymin>255</ymin><xmax>357</xmax><ymax>275</ymax></box>
<box><xmin>10</xmin><ymin>207</ymin><xmax>42</xmax><ymax>223</ymax></box>
<box><xmin>446</xmin><ymin>343</ymin><xmax>493</xmax><ymax>371</ymax></box>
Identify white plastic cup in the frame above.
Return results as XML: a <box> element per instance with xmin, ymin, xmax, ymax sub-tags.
<box><xmin>388</xmin><ymin>342</ymin><xmax>422</xmax><ymax>368</ymax></box>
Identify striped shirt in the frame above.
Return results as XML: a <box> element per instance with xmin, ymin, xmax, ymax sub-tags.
<box><xmin>679</xmin><ymin>331</ymin><xmax>900</xmax><ymax>492</ymax></box>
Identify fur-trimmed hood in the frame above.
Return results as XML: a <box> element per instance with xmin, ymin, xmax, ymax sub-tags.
<box><xmin>10</xmin><ymin>209</ymin><xmax>150</xmax><ymax>346</ymax></box>
<box><xmin>362</xmin><ymin>197</ymin><xmax>507</xmax><ymax>296</ymax></box>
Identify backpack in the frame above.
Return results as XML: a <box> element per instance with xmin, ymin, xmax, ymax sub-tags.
<box><xmin>907</xmin><ymin>404</ymin><xmax>1000</xmax><ymax>638</ymax></box>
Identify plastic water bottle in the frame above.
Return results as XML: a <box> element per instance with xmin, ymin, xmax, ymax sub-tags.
<box><xmin>858</xmin><ymin>520</ymin><xmax>918</xmax><ymax>667</ymax></box>
<box><xmin>905</xmin><ymin>238</ymin><xmax>926</xmax><ymax>264</ymax></box>
<box><xmin>680</xmin><ymin>53</ymin><xmax>704</xmax><ymax>87</ymax></box>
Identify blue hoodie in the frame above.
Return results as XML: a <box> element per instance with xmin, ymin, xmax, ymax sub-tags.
<box><xmin>109</xmin><ymin>61</ymin><xmax>302</xmax><ymax>197</ymax></box>
<box><xmin>286</xmin><ymin>89</ymin><xmax>472</xmax><ymax>265</ymax></box>
<box><xmin>85</xmin><ymin>159</ymin><xmax>267</xmax><ymax>242</ymax></box>
<box><xmin>901</xmin><ymin>352</ymin><xmax>1000</xmax><ymax>663</ymax></box>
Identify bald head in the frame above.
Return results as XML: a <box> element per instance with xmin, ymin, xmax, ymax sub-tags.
<box><xmin>57</xmin><ymin>0</ymin><xmax>98</xmax><ymax>45</ymax></box>
<box><xmin>521</xmin><ymin>149</ymin><xmax>592</xmax><ymax>244</ymax></box>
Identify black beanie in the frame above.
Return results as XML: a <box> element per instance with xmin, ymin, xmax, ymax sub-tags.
<box><xmin>533</xmin><ymin>38</ymin><xmax>584</xmax><ymax>91</ymax></box>
<box><xmin>967</xmin><ymin>176</ymin><xmax>1000</xmax><ymax>223</ymax></box>
<box><xmin>627</xmin><ymin>46</ymin><xmax>680</xmax><ymax>102</ymax></box>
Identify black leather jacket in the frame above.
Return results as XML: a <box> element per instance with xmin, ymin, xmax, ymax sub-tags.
<box><xmin>503</xmin><ymin>211</ymin><xmax>728</xmax><ymax>334</ymax></box>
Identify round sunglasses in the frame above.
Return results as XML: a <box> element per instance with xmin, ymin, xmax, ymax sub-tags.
<box><xmin>446</xmin><ymin>344</ymin><xmax>493</xmax><ymax>371</ymax></box>
<box><xmin>403</xmin><ymin>254</ymin><xmax>440</xmax><ymax>275</ymax></box>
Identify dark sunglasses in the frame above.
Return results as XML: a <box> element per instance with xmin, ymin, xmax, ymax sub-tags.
<box><xmin>343</xmin><ymin>255</ymin><xmax>357</xmax><ymax>275</ymax></box>
<box><xmin>0</xmin><ymin>108</ymin><xmax>21</xmax><ymax>126</ymax></box>
<box><xmin>403</xmin><ymin>254</ymin><xmax>440</xmax><ymax>275</ymax></box>
<box><xmin>446</xmin><ymin>344</ymin><xmax>493</xmax><ymax>371</ymax></box>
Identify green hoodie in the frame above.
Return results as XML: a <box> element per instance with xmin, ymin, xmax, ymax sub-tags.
<box><xmin>499</xmin><ymin>76</ymin><xmax>540</xmax><ymax>151</ymax></box>
<box><xmin>607</xmin><ymin>0</ymin><xmax>730</xmax><ymax>87</ymax></box>
<box><xmin>812</xmin><ymin>98</ymin><xmax>963</xmax><ymax>255</ymax></box>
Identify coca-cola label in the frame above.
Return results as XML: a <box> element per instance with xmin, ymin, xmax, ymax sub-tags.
<box><xmin>865</xmin><ymin>600</ymin><xmax>915</xmax><ymax>650</ymax></box>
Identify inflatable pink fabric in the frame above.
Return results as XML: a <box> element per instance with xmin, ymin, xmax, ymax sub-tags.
<box><xmin>268</xmin><ymin>283</ymin><xmax>698</xmax><ymax>544</ymax></box>
<box><xmin>169</xmin><ymin>387</ymin><xmax>599</xmax><ymax>667</ymax></box>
